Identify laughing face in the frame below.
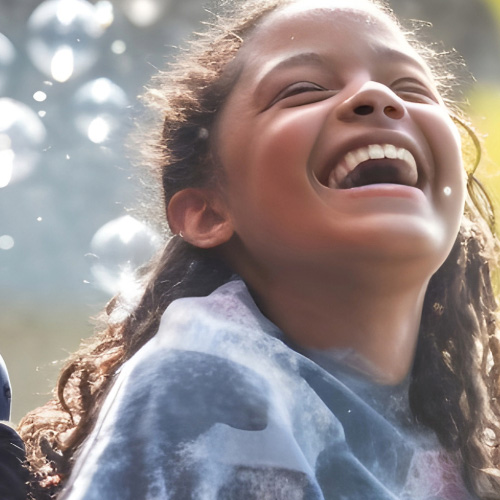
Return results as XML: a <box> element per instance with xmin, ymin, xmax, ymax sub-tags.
<box><xmin>215</xmin><ymin>0</ymin><xmax>465</xmax><ymax>286</ymax></box>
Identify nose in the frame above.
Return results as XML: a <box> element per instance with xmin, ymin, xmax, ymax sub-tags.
<box><xmin>336</xmin><ymin>82</ymin><xmax>405</xmax><ymax>122</ymax></box>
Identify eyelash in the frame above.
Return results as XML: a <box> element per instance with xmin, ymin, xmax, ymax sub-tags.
<box><xmin>268</xmin><ymin>79</ymin><xmax>437</xmax><ymax>109</ymax></box>
<box><xmin>396</xmin><ymin>90</ymin><xmax>436</xmax><ymax>104</ymax></box>
<box><xmin>267</xmin><ymin>81</ymin><xmax>331</xmax><ymax>108</ymax></box>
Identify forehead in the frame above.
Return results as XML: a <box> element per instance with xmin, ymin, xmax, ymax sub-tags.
<box><xmin>249</xmin><ymin>0</ymin><xmax>406</xmax><ymax>45</ymax></box>
<box><xmin>233</xmin><ymin>1</ymin><xmax>428</xmax><ymax>83</ymax></box>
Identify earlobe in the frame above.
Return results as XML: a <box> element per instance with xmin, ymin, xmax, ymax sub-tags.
<box><xmin>167</xmin><ymin>188</ymin><xmax>234</xmax><ymax>248</ymax></box>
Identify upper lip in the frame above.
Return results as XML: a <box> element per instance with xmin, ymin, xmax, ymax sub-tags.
<box><xmin>315</xmin><ymin>133</ymin><xmax>428</xmax><ymax>190</ymax></box>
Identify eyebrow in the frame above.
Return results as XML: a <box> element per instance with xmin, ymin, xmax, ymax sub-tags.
<box><xmin>376</xmin><ymin>46</ymin><xmax>430</xmax><ymax>73</ymax></box>
<box><xmin>253</xmin><ymin>52</ymin><xmax>328</xmax><ymax>97</ymax></box>
<box><xmin>255</xmin><ymin>47</ymin><xmax>429</xmax><ymax>87</ymax></box>
<box><xmin>263</xmin><ymin>52</ymin><xmax>327</xmax><ymax>73</ymax></box>
<box><xmin>256</xmin><ymin>52</ymin><xmax>327</xmax><ymax>82</ymax></box>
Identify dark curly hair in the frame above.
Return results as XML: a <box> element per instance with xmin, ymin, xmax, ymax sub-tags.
<box><xmin>19</xmin><ymin>0</ymin><xmax>500</xmax><ymax>498</ymax></box>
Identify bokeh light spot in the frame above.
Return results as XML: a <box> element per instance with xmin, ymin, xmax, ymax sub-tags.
<box><xmin>51</xmin><ymin>45</ymin><xmax>74</xmax><ymax>82</ymax></box>
<box><xmin>0</xmin><ymin>235</ymin><xmax>14</xmax><ymax>250</ymax></box>
<box><xmin>111</xmin><ymin>40</ymin><xmax>126</xmax><ymax>54</ymax></box>
<box><xmin>123</xmin><ymin>0</ymin><xmax>171</xmax><ymax>27</ymax></box>
<box><xmin>33</xmin><ymin>91</ymin><xmax>47</xmax><ymax>102</ymax></box>
<box><xmin>87</xmin><ymin>116</ymin><xmax>110</xmax><ymax>143</ymax></box>
<box><xmin>95</xmin><ymin>0</ymin><xmax>114</xmax><ymax>28</ymax></box>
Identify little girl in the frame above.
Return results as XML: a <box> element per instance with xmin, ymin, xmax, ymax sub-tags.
<box><xmin>20</xmin><ymin>0</ymin><xmax>500</xmax><ymax>498</ymax></box>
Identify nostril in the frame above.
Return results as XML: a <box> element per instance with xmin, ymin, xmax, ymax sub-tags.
<box><xmin>384</xmin><ymin>105</ymin><xmax>398</xmax><ymax>116</ymax></box>
<box><xmin>354</xmin><ymin>105</ymin><xmax>374</xmax><ymax>116</ymax></box>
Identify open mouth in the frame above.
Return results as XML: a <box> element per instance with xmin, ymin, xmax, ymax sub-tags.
<box><xmin>326</xmin><ymin>144</ymin><xmax>418</xmax><ymax>190</ymax></box>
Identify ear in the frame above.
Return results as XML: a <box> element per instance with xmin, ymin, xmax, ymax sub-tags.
<box><xmin>167</xmin><ymin>188</ymin><xmax>234</xmax><ymax>248</ymax></box>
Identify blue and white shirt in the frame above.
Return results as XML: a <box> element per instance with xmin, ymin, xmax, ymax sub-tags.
<box><xmin>60</xmin><ymin>280</ymin><xmax>474</xmax><ymax>500</ymax></box>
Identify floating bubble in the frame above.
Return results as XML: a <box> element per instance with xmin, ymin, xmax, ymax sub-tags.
<box><xmin>26</xmin><ymin>0</ymin><xmax>104</xmax><ymax>82</ymax></box>
<box><xmin>122</xmin><ymin>0</ymin><xmax>172</xmax><ymax>27</ymax></box>
<box><xmin>73</xmin><ymin>77</ymin><xmax>128</xmax><ymax>143</ymax></box>
<box><xmin>0</xmin><ymin>33</ymin><xmax>16</xmax><ymax>93</ymax></box>
<box><xmin>90</xmin><ymin>215</ymin><xmax>163</xmax><ymax>296</ymax></box>
<box><xmin>0</xmin><ymin>98</ymin><xmax>47</xmax><ymax>188</ymax></box>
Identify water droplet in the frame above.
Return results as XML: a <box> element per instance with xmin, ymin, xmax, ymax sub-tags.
<box><xmin>90</xmin><ymin>215</ymin><xmax>162</xmax><ymax>295</ymax></box>
<box><xmin>122</xmin><ymin>0</ymin><xmax>172</xmax><ymax>27</ymax></box>
<box><xmin>0</xmin><ymin>98</ymin><xmax>47</xmax><ymax>188</ymax></box>
<box><xmin>26</xmin><ymin>0</ymin><xmax>104</xmax><ymax>82</ymax></box>
<box><xmin>73</xmin><ymin>77</ymin><xmax>128</xmax><ymax>143</ymax></box>
<box><xmin>38</xmin><ymin>110</ymin><xmax>47</xmax><ymax>117</ymax></box>
<box><xmin>37</xmin><ymin>217</ymin><xmax>43</xmax><ymax>221</ymax></box>
<box><xmin>444</xmin><ymin>186</ymin><xmax>452</xmax><ymax>196</ymax></box>
<box><xmin>0</xmin><ymin>33</ymin><xmax>16</xmax><ymax>94</ymax></box>
<box><xmin>0</xmin><ymin>235</ymin><xmax>14</xmax><ymax>250</ymax></box>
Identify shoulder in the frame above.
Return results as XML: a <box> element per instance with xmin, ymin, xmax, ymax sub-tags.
<box><xmin>115</xmin><ymin>349</ymin><xmax>272</xmax><ymax>436</ymax></box>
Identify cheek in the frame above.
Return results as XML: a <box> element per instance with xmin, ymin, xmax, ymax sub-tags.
<box><xmin>254</xmin><ymin>107</ymin><xmax>326</xmax><ymax>168</ymax></box>
<box><xmin>421</xmin><ymin>110</ymin><xmax>466</xmax><ymax>246</ymax></box>
<box><xmin>226</xmin><ymin>107</ymin><xmax>326</xmax><ymax>209</ymax></box>
<box><xmin>222</xmin><ymin>110</ymin><xmax>330</xmax><ymax>254</ymax></box>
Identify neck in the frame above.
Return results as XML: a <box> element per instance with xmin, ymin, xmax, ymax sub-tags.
<box><xmin>244</xmin><ymin>264</ymin><xmax>429</xmax><ymax>385</ymax></box>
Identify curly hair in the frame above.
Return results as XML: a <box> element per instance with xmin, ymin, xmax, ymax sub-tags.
<box><xmin>18</xmin><ymin>0</ymin><xmax>500</xmax><ymax>498</ymax></box>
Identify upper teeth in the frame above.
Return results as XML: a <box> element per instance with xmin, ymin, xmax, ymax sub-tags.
<box><xmin>328</xmin><ymin>144</ymin><xmax>418</xmax><ymax>188</ymax></box>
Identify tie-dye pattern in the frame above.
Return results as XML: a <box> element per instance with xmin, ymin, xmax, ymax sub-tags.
<box><xmin>60</xmin><ymin>280</ymin><xmax>475</xmax><ymax>500</ymax></box>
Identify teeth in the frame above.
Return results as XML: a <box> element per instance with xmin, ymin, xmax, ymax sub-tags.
<box><xmin>384</xmin><ymin>144</ymin><xmax>397</xmax><ymax>159</ymax></box>
<box><xmin>344</xmin><ymin>152</ymin><xmax>358</xmax><ymax>171</ymax></box>
<box><xmin>368</xmin><ymin>144</ymin><xmax>384</xmax><ymax>159</ymax></box>
<box><xmin>354</xmin><ymin>148</ymin><xmax>370</xmax><ymax>164</ymax></box>
<box><xmin>335</xmin><ymin>164</ymin><xmax>349</xmax><ymax>187</ymax></box>
<box><xmin>403</xmin><ymin>149</ymin><xmax>417</xmax><ymax>171</ymax></box>
<box><xmin>327</xmin><ymin>143</ymin><xmax>418</xmax><ymax>189</ymax></box>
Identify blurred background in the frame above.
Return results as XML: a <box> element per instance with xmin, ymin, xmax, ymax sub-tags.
<box><xmin>0</xmin><ymin>0</ymin><xmax>499</xmax><ymax>424</ymax></box>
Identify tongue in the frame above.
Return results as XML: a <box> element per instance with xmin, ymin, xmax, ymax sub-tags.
<box><xmin>340</xmin><ymin>163</ymin><xmax>414</xmax><ymax>189</ymax></box>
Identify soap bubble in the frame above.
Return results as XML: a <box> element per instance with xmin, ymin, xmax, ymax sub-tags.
<box><xmin>0</xmin><ymin>99</ymin><xmax>47</xmax><ymax>188</ymax></box>
<box><xmin>26</xmin><ymin>0</ymin><xmax>104</xmax><ymax>83</ymax></box>
<box><xmin>122</xmin><ymin>0</ymin><xmax>172</xmax><ymax>27</ymax></box>
<box><xmin>0</xmin><ymin>33</ymin><xmax>16</xmax><ymax>93</ymax></box>
<box><xmin>73</xmin><ymin>77</ymin><xmax>129</xmax><ymax>143</ymax></box>
<box><xmin>89</xmin><ymin>215</ymin><xmax>163</xmax><ymax>296</ymax></box>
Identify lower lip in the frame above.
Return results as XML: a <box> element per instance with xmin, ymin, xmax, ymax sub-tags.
<box><xmin>337</xmin><ymin>183</ymin><xmax>426</xmax><ymax>202</ymax></box>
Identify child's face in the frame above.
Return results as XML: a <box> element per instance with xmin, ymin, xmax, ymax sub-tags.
<box><xmin>215</xmin><ymin>1</ymin><xmax>465</xmax><ymax>281</ymax></box>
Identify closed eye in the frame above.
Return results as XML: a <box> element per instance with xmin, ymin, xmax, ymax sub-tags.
<box><xmin>391</xmin><ymin>78</ymin><xmax>439</xmax><ymax>104</ymax></box>
<box><xmin>266</xmin><ymin>81</ymin><xmax>333</xmax><ymax>109</ymax></box>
